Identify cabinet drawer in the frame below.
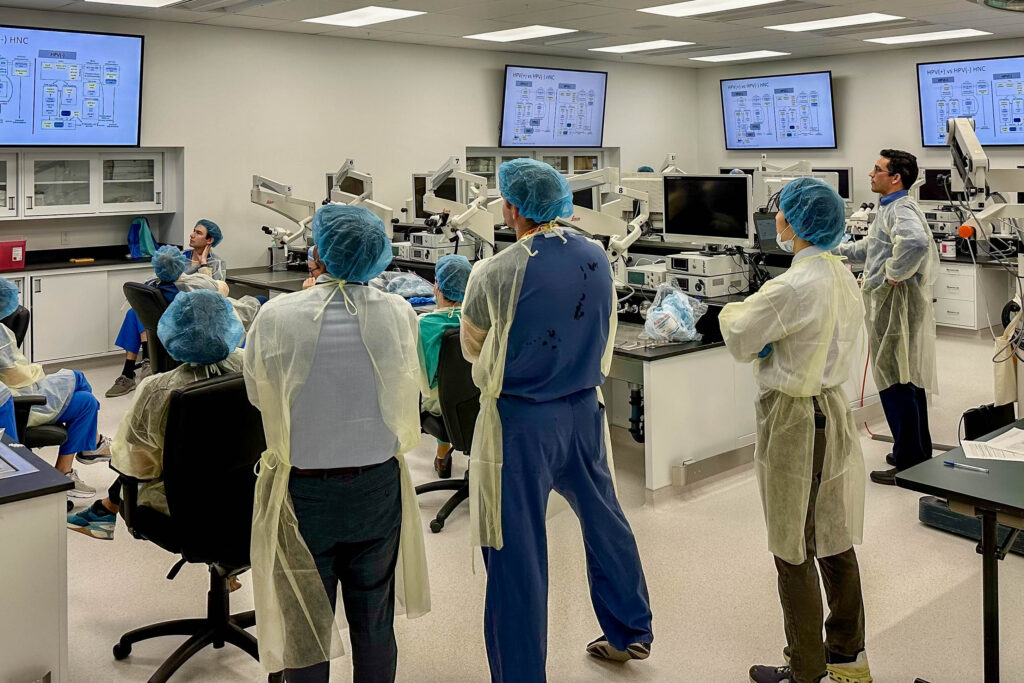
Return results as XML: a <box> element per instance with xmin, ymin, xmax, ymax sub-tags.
<box><xmin>934</xmin><ymin>273</ymin><xmax>975</xmax><ymax>302</ymax></box>
<box><xmin>935</xmin><ymin>297</ymin><xmax>976</xmax><ymax>328</ymax></box>
<box><xmin>936</xmin><ymin>263</ymin><xmax>975</xmax><ymax>279</ymax></box>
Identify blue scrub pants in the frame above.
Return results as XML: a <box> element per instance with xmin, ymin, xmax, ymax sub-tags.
<box><xmin>879</xmin><ymin>382</ymin><xmax>932</xmax><ymax>470</ymax></box>
<box><xmin>481</xmin><ymin>388</ymin><xmax>653</xmax><ymax>682</ymax></box>
<box><xmin>54</xmin><ymin>370</ymin><xmax>100</xmax><ymax>455</ymax></box>
<box><xmin>114</xmin><ymin>309</ymin><xmax>145</xmax><ymax>355</ymax></box>
<box><xmin>0</xmin><ymin>397</ymin><xmax>17</xmax><ymax>441</ymax></box>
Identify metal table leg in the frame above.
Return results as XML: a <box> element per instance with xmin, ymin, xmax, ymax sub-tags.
<box><xmin>979</xmin><ymin>510</ymin><xmax>1000</xmax><ymax>683</ymax></box>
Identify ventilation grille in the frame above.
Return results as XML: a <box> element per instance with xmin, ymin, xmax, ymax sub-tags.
<box><xmin>698</xmin><ymin>1</ymin><xmax>829</xmax><ymax>21</ymax></box>
<box><xmin>170</xmin><ymin>0</ymin><xmax>286</xmax><ymax>12</ymax></box>
<box><xmin>818</xmin><ymin>18</ymin><xmax>933</xmax><ymax>37</ymax></box>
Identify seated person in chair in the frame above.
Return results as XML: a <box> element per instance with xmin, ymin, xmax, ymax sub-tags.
<box><xmin>0</xmin><ymin>279</ymin><xmax>110</xmax><ymax>500</ymax></box>
<box><xmin>418</xmin><ymin>254</ymin><xmax>472</xmax><ymax>479</ymax></box>
<box><xmin>184</xmin><ymin>219</ymin><xmax>228</xmax><ymax>281</ymax></box>
<box><xmin>68</xmin><ymin>290</ymin><xmax>244</xmax><ymax>540</ymax></box>
<box><xmin>106</xmin><ymin>245</ymin><xmax>224</xmax><ymax>398</ymax></box>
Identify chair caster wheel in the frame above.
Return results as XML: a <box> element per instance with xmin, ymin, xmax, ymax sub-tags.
<box><xmin>112</xmin><ymin>642</ymin><xmax>131</xmax><ymax>660</ymax></box>
<box><xmin>67</xmin><ymin>499</ymin><xmax>73</xmax><ymax>512</ymax></box>
<box><xmin>429</xmin><ymin>519</ymin><xmax>444</xmax><ymax>533</ymax></box>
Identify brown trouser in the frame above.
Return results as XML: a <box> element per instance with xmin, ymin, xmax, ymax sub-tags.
<box><xmin>774</xmin><ymin>418</ymin><xmax>866</xmax><ymax>683</ymax></box>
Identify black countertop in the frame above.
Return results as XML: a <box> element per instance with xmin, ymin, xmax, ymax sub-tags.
<box><xmin>11</xmin><ymin>245</ymin><xmax>152</xmax><ymax>273</ymax></box>
<box><xmin>897</xmin><ymin>419</ymin><xmax>1024</xmax><ymax>518</ymax></box>
<box><xmin>227</xmin><ymin>266</ymin><xmax>308</xmax><ymax>293</ymax></box>
<box><xmin>0</xmin><ymin>435</ymin><xmax>73</xmax><ymax>506</ymax></box>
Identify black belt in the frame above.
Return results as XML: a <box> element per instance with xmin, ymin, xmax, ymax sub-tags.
<box><xmin>291</xmin><ymin>458</ymin><xmax>393</xmax><ymax>478</ymax></box>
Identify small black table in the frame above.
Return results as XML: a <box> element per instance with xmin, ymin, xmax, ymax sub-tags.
<box><xmin>896</xmin><ymin>418</ymin><xmax>1024</xmax><ymax>683</ymax></box>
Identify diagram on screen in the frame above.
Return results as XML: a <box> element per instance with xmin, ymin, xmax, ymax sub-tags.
<box><xmin>0</xmin><ymin>55</ymin><xmax>32</xmax><ymax>124</ymax></box>
<box><xmin>921</xmin><ymin>68</ymin><xmax>1024</xmax><ymax>145</ymax></box>
<box><xmin>37</xmin><ymin>52</ymin><xmax>124</xmax><ymax>133</ymax></box>
<box><xmin>510</xmin><ymin>81</ymin><xmax>598</xmax><ymax>143</ymax></box>
<box><xmin>729</xmin><ymin>86</ymin><xmax>824</xmax><ymax>146</ymax></box>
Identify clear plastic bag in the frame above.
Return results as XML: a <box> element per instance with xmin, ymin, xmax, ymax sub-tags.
<box><xmin>385</xmin><ymin>273</ymin><xmax>435</xmax><ymax>299</ymax></box>
<box><xmin>640</xmin><ymin>283</ymin><xmax>707</xmax><ymax>343</ymax></box>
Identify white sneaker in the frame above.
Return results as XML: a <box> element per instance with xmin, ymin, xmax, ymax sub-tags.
<box><xmin>76</xmin><ymin>435</ymin><xmax>112</xmax><ymax>465</ymax></box>
<box><xmin>827</xmin><ymin>651</ymin><xmax>872</xmax><ymax>683</ymax></box>
<box><xmin>66</xmin><ymin>469</ymin><xmax>96</xmax><ymax>498</ymax></box>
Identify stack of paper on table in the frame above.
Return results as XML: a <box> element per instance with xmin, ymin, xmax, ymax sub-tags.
<box><xmin>962</xmin><ymin>427</ymin><xmax>1024</xmax><ymax>462</ymax></box>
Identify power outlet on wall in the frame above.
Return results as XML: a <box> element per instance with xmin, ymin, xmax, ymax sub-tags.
<box><xmin>60</xmin><ymin>231</ymin><xmax>71</xmax><ymax>246</ymax></box>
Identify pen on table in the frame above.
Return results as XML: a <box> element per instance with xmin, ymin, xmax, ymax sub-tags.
<box><xmin>944</xmin><ymin>460</ymin><xmax>989</xmax><ymax>474</ymax></box>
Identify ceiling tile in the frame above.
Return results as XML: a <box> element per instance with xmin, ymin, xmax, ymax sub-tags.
<box><xmin>199</xmin><ymin>14</ymin><xmax>291</xmax><ymax>29</ymax></box>
<box><xmin>0</xmin><ymin>0</ymin><xmax>75</xmax><ymax>9</ymax></box>
<box><xmin>137</xmin><ymin>7</ymin><xmax>209</xmax><ymax>22</ymax></box>
<box><xmin>443</xmin><ymin>0</ymin><xmax>577</xmax><ymax>20</ymax></box>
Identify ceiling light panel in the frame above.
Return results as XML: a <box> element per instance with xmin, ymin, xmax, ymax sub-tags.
<box><xmin>590</xmin><ymin>39</ymin><xmax>694</xmax><ymax>52</ymax></box>
<box><xmin>639</xmin><ymin>0</ymin><xmax>786</xmax><ymax>18</ymax></box>
<box><xmin>83</xmin><ymin>0</ymin><xmax>179</xmax><ymax>6</ymax></box>
<box><xmin>766</xmin><ymin>13</ymin><xmax>904</xmax><ymax>31</ymax></box>
<box><xmin>464</xmin><ymin>25</ymin><xmax>577</xmax><ymax>41</ymax></box>
<box><xmin>304</xmin><ymin>6</ymin><xmax>426</xmax><ymax>27</ymax></box>
<box><xmin>865</xmin><ymin>28</ymin><xmax>993</xmax><ymax>44</ymax></box>
<box><xmin>690</xmin><ymin>49</ymin><xmax>790</xmax><ymax>61</ymax></box>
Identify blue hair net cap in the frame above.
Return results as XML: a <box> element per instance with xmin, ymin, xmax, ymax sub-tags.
<box><xmin>195</xmin><ymin>219</ymin><xmax>223</xmax><ymax>247</ymax></box>
<box><xmin>435</xmin><ymin>254</ymin><xmax>472</xmax><ymax>302</ymax></box>
<box><xmin>0</xmin><ymin>278</ymin><xmax>18</xmax><ymax>320</ymax></box>
<box><xmin>157</xmin><ymin>290</ymin><xmax>243</xmax><ymax>365</ymax></box>
<box><xmin>152</xmin><ymin>245</ymin><xmax>188</xmax><ymax>283</ymax></box>
<box><xmin>312</xmin><ymin>204</ymin><xmax>392</xmax><ymax>282</ymax></box>
<box><xmin>498</xmin><ymin>158</ymin><xmax>574</xmax><ymax>224</ymax></box>
<box><xmin>637</xmin><ymin>165</ymin><xmax>655</xmax><ymax>173</ymax></box>
<box><xmin>779</xmin><ymin>177</ymin><xmax>847</xmax><ymax>250</ymax></box>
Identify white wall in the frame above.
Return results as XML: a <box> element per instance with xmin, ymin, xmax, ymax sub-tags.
<box><xmin>2</xmin><ymin>8</ymin><xmax>700</xmax><ymax>269</ymax></box>
<box><xmin>695</xmin><ymin>37</ymin><xmax>1024</xmax><ymax>208</ymax></box>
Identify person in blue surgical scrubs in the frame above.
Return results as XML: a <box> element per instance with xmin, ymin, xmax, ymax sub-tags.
<box><xmin>460</xmin><ymin>158</ymin><xmax>653</xmax><ymax>682</ymax></box>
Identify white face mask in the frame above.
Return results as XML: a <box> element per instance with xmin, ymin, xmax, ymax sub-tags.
<box><xmin>776</xmin><ymin>225</ymin><xmax>796</xmax><ymax>254</ymax></box>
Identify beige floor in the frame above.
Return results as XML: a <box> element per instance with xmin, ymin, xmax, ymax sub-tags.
<box><xmin>59</xmin><ymin>328</ymin><xmax>1023</xmax><ymax>683</ymax></box>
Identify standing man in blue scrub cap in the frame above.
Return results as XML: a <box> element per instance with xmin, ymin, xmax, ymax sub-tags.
<box><xmin>460</xmin><ymin>158</ymin><xmax>653</xmax><ymax>681</ymax></box>
<box><xmin>184</xmin><ymin>219</ymin><xmax>228</xmax><ymax>281</ymax></box>
<box><xmin>244</xmin><ymin>204</ymin><xmax>429</xmax><ymax>682</ymax></box>
<box><xmin>720</xmin><ymin>178</ymin><xmax>872</xmax><ymax>683</ymax></box>
<box><xmin>418</xmin><ymin>254</ymin><xmax>472</xmax><ymax>478</ymax></box>
<box><xmin>834</xmin><ymin>150</ymin><xmax>938</xmax><ymax>486</ymax></box>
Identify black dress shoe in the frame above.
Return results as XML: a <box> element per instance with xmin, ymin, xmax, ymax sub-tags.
<box><xmin>869</xmin><ymin>467</ymin><xmax>898</xmax><ymax>486</ymax></box>
<box><xmin>885</xmin><ymin>453</ymin><xmax>896</xmax><ymax>467</ymax></box>
<box><xmin>434</xmin><ymin>447</ymin><xmax>453</xmax><ymax>479</ymax></box>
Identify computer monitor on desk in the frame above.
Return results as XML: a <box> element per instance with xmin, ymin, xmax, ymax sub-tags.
<box><xmin>572</xmin><ymin>187</ymin><xmax>600</xmax><ymax>211</ymax></box>
<box><xmin>412</xmin><ymin>174</ymin><xmax>459</xmax><ymax>223</ymax></box>
<box><xmin>754</xmin><ymin>212</ymin><xmax>789</xmax><ymax>256</ymax></box>
<box><xmin>663</xmin><ymin>174</ymin><xmax>754</xmax><ymax>250</ymax></box>
<box><xmin>811</xmin><ymin>167</ymin><xmax>852</xmax><ymax>202</ymax></box>
<box><xmin>917</xmin><ymin>168</ymin><xmax>967</xmax><ymax>204</ymax></box>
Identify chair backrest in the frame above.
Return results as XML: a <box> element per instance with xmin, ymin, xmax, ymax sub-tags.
<box><xmin>161</xmin><ymin>373</ymin><xmax>266</xmax><ymax>568</ymax></box>
<box><xmin>2</xmin><ymin>306</ymin><xmax>30</xmax><ymax>348</ymax></box>
<box><xmin>436</xmin><ymin>327</ymin><xmax>479</xmax><ymax>454</ymax></box>
<box><xmin>123</xmin><ymin>281</ymin><xmax>180</xmax><ymax>373</ymax></box>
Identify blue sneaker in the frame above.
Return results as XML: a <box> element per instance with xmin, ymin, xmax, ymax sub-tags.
<box><xmin>67</xmin><ymin>504</ymin><xmax>116</xmax><ymax>540</ymax></box>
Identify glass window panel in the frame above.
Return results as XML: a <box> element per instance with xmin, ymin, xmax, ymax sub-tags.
<box><xmin>103</xmin><ymin>159</ymin><xmax>154</xmax><ymax>182</ymax></box>
<box><xmin>34</xmin><ymin>182</ymin><xmax>90</xmax><ymax>206</ymax></box>
<box><xmin>104</xmin><ymin>180</ymin><xmax>154</xmax><ymax>204</ymax></box>
<box><xmin>34</xmin><ymin>159</ymin><xmax>90</xmax><ymax>183</ymax></box>
<box><xmin>574</xmin><ymin>156</ymin><xmax>599</xmax><ymax>172</ymax></box>
<box><xmin>542</xmin><ymin>156</ymin><xmax>568</xmax><ymax>172</ymax></box>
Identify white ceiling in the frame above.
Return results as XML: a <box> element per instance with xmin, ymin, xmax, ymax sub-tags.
<box><xmin>3</xmin><ymin>0</ymin><xmax>1023</xmax><ymax>67</ymax></box>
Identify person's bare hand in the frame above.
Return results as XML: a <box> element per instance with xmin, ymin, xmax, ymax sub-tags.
<box><xmin>302</xmin><ymin>276</ymin><xmax>316</xmax><ymax>290</ymax></box>
<box><xmin>887</xmin><ymin>278</ymin><xmax>899</xmax><ymax>286</ymax></box>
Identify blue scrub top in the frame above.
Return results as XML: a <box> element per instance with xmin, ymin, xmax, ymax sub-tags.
<box><xmin>501</xmin><ymin>232</ymin><xmax>612</xmax><ymax>402</ymax></box>
<box><xmin>147</xmin><ymin>279</ymin><xmax>180</xmax><ymax>304</ymax></box>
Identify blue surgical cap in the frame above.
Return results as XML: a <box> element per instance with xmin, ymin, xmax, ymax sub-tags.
<box><xmin>729</xmin><ymin>168</ymin><xmax>746</xmax><ymax>175</ymax></box>
<box><xmin>779</xmin><ymin>177</ymin><xmax>847</xmax><ymax>250</ymax></box>
<box><xmin>312</xmin><ymin>204</ymin><xmax>392</xmax><ymax>282</ymax></box>
<box><xmin>195</xmin><ymin>219</ymin><xmax>223</xmax><ymax>247</ymax></box>
<box><xmin>158</xmin><ymin>290</ymin><xmax>243</xmax><ymax>365</ymax></box>
<box><xmin>0</xmin><ymin>278</ymin><xmax>18</xmax><ymax>320</ymax></box>
<box><xmin>435</xmin><ymin>254</ymin><xmax>472</xmax><ymax>303</ymax></box>
<box><xmin>498</xmin><ymin>158</ymin><xmax>574</xmax><ymax>224</ymax></box>
<box><xmin>152</xmin><ymin>245</ymin><xmax>188</xmax><ymax>283</ymax></box>
<box><xmin>637</xmin><ymin>166</ymin><xmax>655</xmax><ymax>173</ymax></box>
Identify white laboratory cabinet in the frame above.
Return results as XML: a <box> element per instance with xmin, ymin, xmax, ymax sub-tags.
<box><xmin>0</xmin><ymin>154</ymin><xmax>17</xmax><ymax>219</ymax></box>
<box><xmin>30</xmin><ymin>271</ymin><xmax>109</xmax><ymax>363</ymax></box>
<box><xmin>23</xmin><ymin>154</ymin><xmax>96</xmax><ymax>217</ymax></box>
<box><xmin>99</xmin><ymin>153</ymin><xmax>164</xmax><ymax>213</ymax></box>
<box><xmin>933</xmin><ymin>262</ymin><xmax>1009</xmax><ymax>331</ymax></box>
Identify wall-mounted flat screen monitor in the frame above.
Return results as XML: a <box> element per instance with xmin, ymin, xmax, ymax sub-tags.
<box><xmin>664</xmin><ymin>174</ymin><xmax>753</xmax><ymax>248</ymax></box>
<box><xmin>500</xmin><ymin>65</ymin><xmax>607</xmax><ymax>148</ymax></box>
<box><xmin>811</xmin><ymin>167</ymin><xmax>852</xmax><ymax>200</ymax></box>
<box><xmin>917</xmin><ymin>55</ymin><xmax>1024</xmax><ymax>147</ymax></box>
<box><xmin>721</xmin><ymin>71</ymin><xmax>836</xmax><ymax>150</ymax></box>
<box><xmin>0</xmin><ymin>25</ymin><xmax>143</xmax><ymax>146</ymax></box>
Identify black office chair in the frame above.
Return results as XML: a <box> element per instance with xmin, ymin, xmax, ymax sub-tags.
<box><xmin>2</xmin><ymin>305</ymin><xmax>29</xmax><ymax>347</ymax></box>
<box><xmin>415</xmin><ymin>327</ymin><xmax>480</xmax><ymax>533</ymax></box>
<box><xmin>123</xmin><ymin>281</ymin><xmax>180</xmax><ymax>374</ymax></box>
<box><xmin>0</xmin><ymin>306</ymin><xmax>70</xmax><ymax>450</ymax></box>
<box><xmin>111</xmin><ymin>373</ymin><xmax>278</xmax><ymax>682</ymax></box>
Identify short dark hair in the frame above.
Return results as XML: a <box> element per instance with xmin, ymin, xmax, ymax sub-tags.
<box><xmin>879</xmin><ymin>149</ymin><xmax>918</xmax><ymax>189</ymax></box>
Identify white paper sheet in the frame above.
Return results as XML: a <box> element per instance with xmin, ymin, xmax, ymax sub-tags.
<box><xmin>963</xmin><ymin>428</ymin><xmax>1024</xmax><ymax>462</ymax></box>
